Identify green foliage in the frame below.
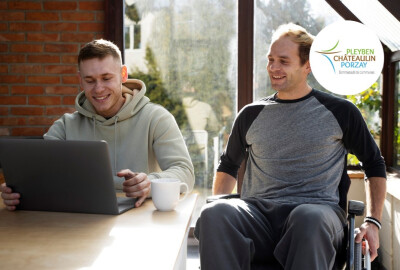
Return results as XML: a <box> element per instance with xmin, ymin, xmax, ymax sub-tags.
<box><xmin>346</xmin><ymin>82</ymin><xmax>382</xmax><ymax>166</ymax></box>
<box><xmin>129</xmin><ymin>46</ymin><xmax>189</xmax><ymax>130</ymax></box>
<box><xmin>125</xmin><ymin>2</ymin><xmax>140</xmax><ymax>23</ymax></box>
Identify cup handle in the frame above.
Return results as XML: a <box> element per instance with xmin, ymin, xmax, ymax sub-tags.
<box><xmin>178</xmin><ymin>182</ymin><xmax>189</xmax><ymax>202</ymax></box>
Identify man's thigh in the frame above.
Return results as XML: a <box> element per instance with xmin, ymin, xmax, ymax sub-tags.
<box><xmin>195</xmin><ymin>198</ymin><xmax>296</xmax><ymax>265</ymax></box>
<box><xmin>275</xmin><ymin>203</ymin><xmax>346</xmax><ymax>268</ymax></box>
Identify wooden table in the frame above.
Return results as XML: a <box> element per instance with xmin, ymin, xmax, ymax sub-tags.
<box><xmin>0</xmin><ymin>193</ymin><xmax>197</xmax><ymax>270</ymax></box>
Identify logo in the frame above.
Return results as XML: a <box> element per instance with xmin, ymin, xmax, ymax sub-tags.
<box><xmin>309</xmin><ymin>21</ymin><xmax>384</xmax><ymax>95</ymax></box>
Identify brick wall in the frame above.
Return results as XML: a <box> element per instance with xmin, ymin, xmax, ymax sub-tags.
<box><xmin>0</xmin><ymin>0</ymin><xmax>105</xmax><ymax>136</ymax></box>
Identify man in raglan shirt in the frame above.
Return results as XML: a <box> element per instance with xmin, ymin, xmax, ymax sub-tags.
<box><xmin>194</xmin><ymin>23</ymin><xmax>387</xmax><ymax>270</ymax></box>
<box><xmin>1</xmin><ymin>39</ymin><xmax>194</xmax><ymax>210</ymax></box>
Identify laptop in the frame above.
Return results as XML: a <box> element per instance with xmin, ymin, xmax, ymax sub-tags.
<box><xmin>0</xmin><ymin>138</ymin><xmax>136</xmax><ymax>215</ymax></box>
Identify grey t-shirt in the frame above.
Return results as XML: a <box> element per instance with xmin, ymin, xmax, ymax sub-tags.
<box><xmin>218</xmin><ymin>89</ymin><xmax>386</xmax><ymax>208</ymax></box>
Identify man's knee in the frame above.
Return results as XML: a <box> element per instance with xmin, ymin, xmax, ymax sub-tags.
<box><xmin>287</xmin><ymin>204</ymin><xmax>342</xmax><ymax>237</ymax></box>
<box><xmin>194</xmin><ymin>199</ymin><xmax>242</xmax><ymax>239</ymax></box>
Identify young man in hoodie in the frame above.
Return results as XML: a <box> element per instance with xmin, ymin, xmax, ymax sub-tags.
<box><xmin>1</xmin><ymin>39</ymin><xmax>194</xmax><ymax>209</ymax></box>
<box><xmin>194</xmin><ymin>24</ymin><xmax>386</xmax><ymax>269</ymax></box>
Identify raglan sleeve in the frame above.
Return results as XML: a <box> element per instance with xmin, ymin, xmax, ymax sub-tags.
<box><xmin>342</xmin><ymin>101</ymin><xmax>386</xmax><ymax>179</ymax></box>
<box><xmin>217</xmin><ymin>106</ymin><xmax>252</xmax><ymax>179</ymax></box>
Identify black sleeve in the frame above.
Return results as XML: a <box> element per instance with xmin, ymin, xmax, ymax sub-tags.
<box><xmin>315</xmin><ymin>91</ymin><xmax>386</xmax><ymax>179</ymax></box>
<box><xmin>217</xmin><ymin>104</ymin><xmax>264</xmax><ymax>178</ymax></box>
<box><xmin>341</xmin><ymin>101</ymin><xmax>386</xmax><ymax>179</ymax></box>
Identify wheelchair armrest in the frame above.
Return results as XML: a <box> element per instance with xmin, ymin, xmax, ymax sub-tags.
<box><xmin>348</xmin><ymin>200</ymin><xmax>365</xmax><ymax>216</ymax></box>
<box><xmin>206</xmin><ymin>193</ymin><xmax>240</xmax><ymax>203</ymax></box>
<box><xmin>346</xmin><ymin>200</ymin><xmax>366</xmax><ymax>270</ymax></box>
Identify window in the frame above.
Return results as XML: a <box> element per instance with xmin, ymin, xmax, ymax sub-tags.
<box><xmin>104</xmin><ymin>0</ymin><xmax>400</xmax><ymax>199</ymax></box>
<box><xmin>254</xmin><ymin>0</ymin><xmax>343</xmax><ymax>100</ymax></box>
<box><xmin>393</xmin><ymin>62</ymin><xmax>400</xmax><ymax>167</ymax></box>
<box><xmin>123</xmin><ymin>0</ymin><xmax>239</xmax><ymax>219</ymax></box>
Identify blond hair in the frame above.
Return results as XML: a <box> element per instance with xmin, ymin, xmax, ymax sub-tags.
<box><xmin>271</xmin><ymin>23</ymin><xmax>314</xmax><ymax>65</ymax></box>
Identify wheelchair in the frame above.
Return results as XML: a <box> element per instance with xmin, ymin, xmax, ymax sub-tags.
<box><xmin>206</xmin><ymin>194</ymin><xmax>371</xmax><ymax>270</ymax></box>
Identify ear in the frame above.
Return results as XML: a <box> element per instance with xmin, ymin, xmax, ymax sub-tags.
<box><xmin>304</xmin><ymin>60</ymin><xmax>311</xmax><ymax>75</ymax></box>
<box><xmin>121</xmin><ymin>65</ymin><xmax>128</xmax><ymax>83</ymax></box>
<box><xmin>77</xmin><ymin>71</ymin><xmax>84</xmax><ymax>90</ymax></box>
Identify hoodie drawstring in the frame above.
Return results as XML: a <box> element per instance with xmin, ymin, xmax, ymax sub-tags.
<box><xmin>92</xmin><ymin>116</ymin><xmax>96</xmax><ymax>139</ymax></box>
<box><xmin>114</xmin><ymin>116</ymin><xmax>119</xmax><ymax>174</ymax></box>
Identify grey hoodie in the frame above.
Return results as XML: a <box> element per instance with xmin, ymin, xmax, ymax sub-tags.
<box><xmin>44</xmin><ymin>79</ymin><xmax>194</xmax><ymax>191</ymax></box>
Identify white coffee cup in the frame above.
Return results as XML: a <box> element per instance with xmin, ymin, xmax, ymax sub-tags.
<box><xmin>151</xmin><ymin>178</ymin><xmax>189</xmax><ymax>211</ymax></box>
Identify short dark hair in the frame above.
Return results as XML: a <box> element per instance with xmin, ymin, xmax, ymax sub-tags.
<box><xmin>78</xmin><ymin>39</ymin><xmax>122</xmax><ymax>69</ymax></box>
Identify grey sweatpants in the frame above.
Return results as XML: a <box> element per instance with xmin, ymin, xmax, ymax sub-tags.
<box><xmin>194</xmin><ymin>198</ymin><xmax>347</xmax><ymax>270</ymax></box>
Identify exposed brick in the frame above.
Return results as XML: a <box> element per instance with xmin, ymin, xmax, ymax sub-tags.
<box><xmin>27</xmin><ymin>116</ymin><xmax>57</xmax><ymax>126</ymax></box>
<box><xmin>0</xmin><ymin>11</ymin><xmax>25</xmax><ymax>21</ymax></box>
<box><xmin>46</xmin><ymin>106</ymin><xmax>75</xmax><ymax>115</ymax></box>
<box><xmin>11</xmin><ymin>85</ymin><xmax>44</xmax><ymax>95</ymax></box>
<box><xmin>45</xmin><ymin>85</ymin><xmax>79</xmax><ymax>95</ymax></box>
<box><xmin>0</xmin><ymin>44</ymin><xmax>8</xmax><ymax>52</ymax></box>
<box><xmin>0</xmin><ymin>54</ymin><xmax>25</xmax><ymax>63</ymax></box>
<box><xmin>96</xmin><ymin>11</ymin><xmax>104</xmax><ymax>22</ymax></box>
<box><xmin>61</xmin><ymin>55</ymin><xmax>77</xmax><ymax>64</ymax></box>
<box><xmin>62</xmin><ymin>75</ymin><xmax>79</xmax><ymax>84</ymax></box>
<box><xmin>61</xmin><ymin>32</ymin><xmax>95</xmax><ymax>42</ymax></box>
<box><xmin>29</xmin><ymin>96</ymin><xmax>61</xmax><ymax>105</ymax></box>
<box><xmin>0</xmin><ymin>23</ymin><xmax>7</xmax><ymax>31</ymax></box>
<box><xmin>0</xmin><ymin>107</ymin><xmax>8</xmax><ymax>115</ymax></box>
<box><xmin>9</xmin><ymin>22</ymin><xmax>42</xmax><ymax>32</ymax></box>
<box><xmin>44</xmin><ymin>65</ymin><xmax>77</xmax><ymax>74</ymax></box>
<box><xmin>11</xmin><ymin>107</ymin><xmax>44</xmax><ymax>116</ymax></box>
<box><xmin>0</xmin><ymin>65</ymin><xmax>7</xmax><ymax>73</ymax></box>
<box><xmin>94</xmin><ymin>33</ymin><xmax>105</xmax><ymax>40</ymax></box>
<box><xmin>11</xmin><ymin>44</ymin><xmax>43</xmax><ymax>53</ymax></box>
<box><xmin>61</xmin><ymin>12</ymin><xmax>95</xmax><ymax>21</ymax></box>
<box><xmin>79</xmin><ymin>22</ymin><xmax>103</xmax><ymax>32</ymax></box>
<box><xmin>0</xmin><ymin>117</ymin><xmax>26</xmax><ymax>126</ymax></box>
<box><xmin>27</xmin><ymin>33</ymin><xmax>60</xmax><ymax>42</ymax></box>
<box><xmin>0</xmin><ymin>2</ymin><xmax>7</xmax><ymax>10</ymax></box>
<box><xmin>0</xmin><ymin>75</ymin><xmax>25</xmax><ymax>83</ymax></box>
<box><xmin>8</xmin><ymin>1</ymin><xmax>42</xmax><ymax>10</ymax></box>
<box><xmin>44</xmin><ymin>22</ymin><xmax>77</xmax><ymax>32</ymax></box>
<box><xmin>12</xmin><ymin>127</ymin><xmax>45</xmax><ymax>136</ymax></box>
<box><xmin>26</xmin><ymin>12</ymin><xmax>59</xmax><ymax>21</ymax></box>
<box><xmin>0</xmin><ymin>85</ymin><xmax>8</xmax><ymax>94</ymax></box>
<box><xmin>27</xmin><ymin>76</ymin><xmax>60</xmax><ymax>84</ymax></box>
<box><xmin>0</xmin><ymin>96</ymin><xmax>26</xmax><ymax>105</ymax></box>
<box><xmin>27</xmin><ymin>54</ymin><xmax>60</xmax><ymax>63</ymax></box>
<box><xmin>79</xmin><ymin>1</ymin><xmax>104</xmax><ymax>11</ymax></box>
<box><xmin>45</xmin><ymin>43</ymin><xmax>78</xmax><ymax>53</ymax></box>
<box><xmin>0</xmin><ymin>33</ymin><xmax>25</xmax><ymax>42</ymax></box>
<box><xmin>44</xmin><ymin>1</ymin><xmax>77</xmax><ymax>10</ymax></box>
<box><xmin>62</xmin><ymin>96</ymin><xmax>76</xmax><ymax>105</ymax></box>
<box><xmin>11</xmin><ymin>64</ymin><xmax>42</xmax><ymax>74</ymax></box>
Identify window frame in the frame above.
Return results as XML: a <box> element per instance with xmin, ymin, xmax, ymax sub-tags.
<box><xmin>104</xmin><ymin>0</ymin><xmax>400</xmax><ymax>173</ymax></box>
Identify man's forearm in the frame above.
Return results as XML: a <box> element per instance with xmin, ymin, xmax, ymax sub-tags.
<box><xmin>212</xmin><ymin>171</ymin><xmax>237</xmax><ymax>195</ymax></box>
<box><xmin>365</xmin><ymin>176</ymin><xmax>386</xmax><ymax>220</ymax></box>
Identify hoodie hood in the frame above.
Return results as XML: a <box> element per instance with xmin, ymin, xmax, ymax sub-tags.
<box><xmin>75</xmin><ymin>79</ymin><xmax>150</xmax><ymax>126</ymax></box>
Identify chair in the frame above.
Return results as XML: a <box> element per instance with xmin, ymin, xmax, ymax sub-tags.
<box><xmin>206</xmin><ymin>193</ymin><xmax>371</xmax><ymax>270</ymax></box>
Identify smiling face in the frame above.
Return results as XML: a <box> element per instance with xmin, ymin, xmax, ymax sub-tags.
<box><xmin>267</xmin><ymin>36</ymin><xmax>311</xmax><ymax>99</ymax></box>
<box><xmin>78</xmin><ymin>55</ymin><xmax>128</xmax><ymax>118</ymax></box>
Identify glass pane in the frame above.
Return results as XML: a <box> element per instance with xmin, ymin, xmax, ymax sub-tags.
<box><xmin>393</xmin><ymin>62</ymin><xmax>400</xmax><ymax>167</ymax></box>
<box><xmin>124</xmin><ymin>0</ymin><xmax>238</xmax><ymax>223</ymax></box>
<box><xmin>346</xmin><ymin>76</ymin><xmax>383</xmax><ymax>166</ymax></box>
<box><xmin>124</xmin><ymin>26</ymin><xmax>131</xmax><ymax>50</ymax></box>
<box><xmin>340</xmin><ymin>0</ymin><xmax>400</xmax><ymax>52</ymax></box>
<box><xmin>254</xmin><ymin>0</ymin><xmax>343</xmax><ymax>100</ymax></box>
